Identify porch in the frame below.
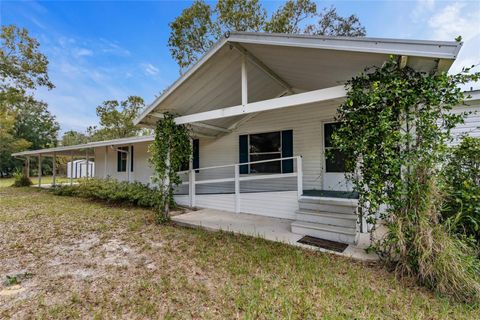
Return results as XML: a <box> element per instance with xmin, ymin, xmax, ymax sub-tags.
<box><xmin>172</xmin><ymin>208</ymin><xmax>376</xmax><ymax>261</ymax></box>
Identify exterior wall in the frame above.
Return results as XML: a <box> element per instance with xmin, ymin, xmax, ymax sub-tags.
<box><xmin>196</xmin><ymin>100</ymin><xmax>351</xmax><ymax>191</ymax></box>
<box><xmin>94</xmin><ymin>141</ymin><xmax>154</xmax><ymax>184</ymax></box>
<box><xmin>450</xmin><ymin>100</ymin><xmax>480</xmax><ymax>143</ymax></box>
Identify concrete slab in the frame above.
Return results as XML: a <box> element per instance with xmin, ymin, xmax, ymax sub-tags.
<box><xmin>172</xmin><ymin>209</ymin><xmax>378</xmax><ymax>261</ymax></box>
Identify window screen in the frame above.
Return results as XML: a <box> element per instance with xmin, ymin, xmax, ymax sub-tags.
<box><xmin>324</xmin><ymin>123</ymin><xmax>347</xmax><ymax>172</ymax></box>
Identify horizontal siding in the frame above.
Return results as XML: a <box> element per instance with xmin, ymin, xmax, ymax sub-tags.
<box><xmin>174</xmin><ymin>191</ymin><xmax>298</xmax><ymax>219</ymax></box>
<box><xmin>450</xmin><ymin>103</ymin><xmax>480</xmax><ymax>143</ymax></box>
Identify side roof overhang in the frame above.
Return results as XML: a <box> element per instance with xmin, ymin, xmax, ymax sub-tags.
<box><xmin>134</xmin><ymin>32</ymin><xmax>462</xmax><ymax>132</ymax></box>
<box><xmin>11</xmin><ymin>135</ymin><xmax>155</xmax><ymax>157</ymax></box>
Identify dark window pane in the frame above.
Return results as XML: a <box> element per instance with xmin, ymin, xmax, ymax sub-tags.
<box><xmin>324</xmin><ymin>122</ymin><xmax>341</xmax><ymax>148</ymax></box>
<box><xmin>325</xmin><ymin>149</ymin><xmax>347</xmax><ymax>172</ymax></box>
<box><xmin>249</xmin><ymin>132</ymin><xmax>280</xmax><ymax>153</ymax></box>
<box><xmin>117</xmin><ymin>146</ymin><xmax>128</xmax><ymax>172</ymax></box>
<box><xmin>250</xmin><ymin>153</ymin><xmax>281</xmax><ymax>173</ymax></box>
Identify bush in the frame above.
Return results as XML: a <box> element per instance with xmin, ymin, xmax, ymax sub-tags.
<box><xmin>441</xmin><ymin>137</ymin><xmax>480</xmax><ymax>243</ymax></box>
<box><xmin>12</xmin><ymin>170</ymin><xmax>32</xmax><ymax>187</ymax></box>
<box><xmin>51</xmin><ymin>178</ymin><xmax>164</xmax><ymax>211</ymax></box>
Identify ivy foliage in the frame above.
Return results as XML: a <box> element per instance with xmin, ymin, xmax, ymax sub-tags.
<box><xmin>441</xmin><ymin>136</ymin><xmax>480</xmax><ymax>242</ymax></box>
<box><xmin>149</xmin><ymin>113</ymin><xmax>192</xmax><ymax>223</ymax></box>
<box><xmin>333</xmin><ymin>57</ymin><xmax>480</xmax><ymax>301</ymax></box>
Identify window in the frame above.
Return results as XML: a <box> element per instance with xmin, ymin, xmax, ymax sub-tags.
<box><xmin>239</xmin><ymin>130</ymin><xmax>293</xmax><ymax>174</ymax></box>
<box><xmin>180</xmin><ymin>139</ymin><xmax>199</xmax><ymax>172</ymax></box>
<box><xmin>117</xmin><ymin>146</ymin><xmax>133</xmax><ymax>172</ymax></box>
<box><xmin>324</xmin><ymin>122</ymin><xmax>347</xmax><ymax>172</ymax></box>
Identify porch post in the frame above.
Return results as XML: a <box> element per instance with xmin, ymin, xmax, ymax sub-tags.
<box><xmin>52</xmin><ymin>152</ymin><xmax>56</xmax><ymax>186</ymax></box>
<box><xmin>70</xmin><ymin>151</ymin><xmax>74</xmax><ymax>186</ymax></box>
<box><xmin>234</xmin><ymin>164</ymin><xmax>240</xmax><ymax>213</ymax></box>
<box><xmin>26</xmin><ymin>156</ymin><xmax>30</xmax><ymax>178</ymax></box>
<box><xmin>38</xmin><ymin>154</ymin><xmax>41</xmax><ymax>187</ymax></box>
<box><xmin>85</xmin><ymin>150</ymin><xmax>89</xmax><ymax>179</ymax></box>
<box><xmin>126</xmin><ymin>146</ymin><xmax>130</xmax><ymax>183</ymax></box>
<box><xmin>241</xmin><ymin>55</ymin><xmax>248</xmax><ymax>105</ymax></box>
<box><xmin>189</xmin><ymin>139</ymin><xmax>196</xmax><ymax>208</ymax></box>
<box><xmin>164</xmin><ymin>149</ymin><xmax>170</xmax><ymax>214</ymax></box>
<box><xmin>104</xmin><ymin>146</ymin><xmax>108</xmax><ymax>179</ymax></box>
<box><xmin>297</xmin><ymin>156</ymin><xmax>303</xmax><ymax>199</ymax></box>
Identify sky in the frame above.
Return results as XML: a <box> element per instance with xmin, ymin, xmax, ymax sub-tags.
<box><xmin>1</xmin><ymin>0</ymin><xmax>479</xmax><ymax>135</ymax></box>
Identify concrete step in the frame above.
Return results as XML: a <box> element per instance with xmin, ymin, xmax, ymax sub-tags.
<box><xmin>291</xmin><ymin>221</ymin><xmax>358</xmax><ymax>244</ymax></box>
<box><xmin>298</xmin><ymin>196</ymin><xmax>358</xmax><ymax>214</ymax></box>
<box><xmin>295</xmin><ymin>209</ymin><xmax>357</xmax><ymax>228</ymax></box>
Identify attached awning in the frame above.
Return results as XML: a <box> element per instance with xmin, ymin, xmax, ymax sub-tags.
<box><xmin>134</xmin><ymin>32</ymin><xmax>461</xmax><ymax>135</ymax></box>
<box><xmin>11</xmin><ymin>135</ymin><xmax>155</xmax><ymax>157</ymax></box>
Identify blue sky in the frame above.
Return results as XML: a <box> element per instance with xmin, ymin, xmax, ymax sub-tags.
<box><xmin>2</xmin><ymin>0</ymin><xmax>479</xmax><ymax>134</ymax></box>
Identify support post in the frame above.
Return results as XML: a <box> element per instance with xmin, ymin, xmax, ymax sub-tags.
<box><xmin>52</xmin><ymin>152</ymin><xmax>56</xmax><ymax>186</ymax></box>
<box><xmin>164</xmin><ymin>149</ymin><xmax>170</xmax><ymax>214</ymax></box>
<box><xmin>26</xmin><ymin>156</ymin><xmax>30</xmax><ymax>178</ymax></box>
<box><xmin>189</xmin><ymin>169</ymin><xmax>196</xmax><ymax>208</ymax></box>
<box><xmin>297</xmin><ymin>156</ymin><xmax>303</xmax><ymax>199</ymax></box>
<box><xmin>85</xmin><ymin>150</ymin><xmax>89</xmax><ymax>179</ymax></box>
<box><xmin>234</xmin><ymin>164</ymin><xmax>240</xmax><ymax>213</ymax></box>
<box><xmin>38</xmin><ymin>154</ymin><xmax>41</xmax><ymax>187</ymax></box>
<box><xmin>126</xmin><ymin>146</ymin><xmax>130</xmax><ymax>183</ymax></box>
<box><xmin>104</xmin><ymin>146</ymin><xmax>108</xmax><ymax>179</ymax></box>
<box><xmin>70</xmin><ymin>151</ymin><xmax>74</xmax><ymax>186</ymax></box>
<box><xmin>241</xmin><ymin>55</ymin><xmax>248</xmax><ymax>106</ymax></box>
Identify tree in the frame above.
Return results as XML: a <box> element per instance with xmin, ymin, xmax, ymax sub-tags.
<box><xmin>0</xmin><ymin>25</ymin><xmax>55</xmax><ymax>176</ymax></box>
<box><xmin>265</xmin><ymin>0</ymin><xmax>317</xmax><ymax>34</ymax></box>
<box><xmin>168</xmin><ymin>0</ymin><xmax>366</xmax><ymax>70</ymax></box>
<box><xmin>61</xmin><ymin>130</ymin><xmax>90</xmax><ymax>146</ymax></box>
<box><xmin>88</xmin><ymin>96</ymin><xmax>147</xmax><ymax>141</ymax></box>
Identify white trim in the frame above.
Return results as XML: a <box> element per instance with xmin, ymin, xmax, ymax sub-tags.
<box><xmin>174</xmin><ymin>86</ymin><xmax>346</xmax><ymax>125</ymax></box>
<box><xmin>134</xmin><ymin>32</ymin><xmax>460</xmax><ymax>126</ymax></box>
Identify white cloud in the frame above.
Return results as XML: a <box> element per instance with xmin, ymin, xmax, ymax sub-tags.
<box><xmin>428</xmin><ymin>3</ymin><xmax>480</xmax><ymax>41</ymax></box>
<box><xmin>411</xmin><ymin>0</ymin><xmax>436</xmax><ymax>21</ymax></box>
<box><xmin>73</xmin><ymin>48</ymin><xmax>93</xmax><ymax>57</ymax></box>
<box><xmin>143</xmin><ymin>63</ymin><xmax>159</xmax><ymax>76</ymax></box>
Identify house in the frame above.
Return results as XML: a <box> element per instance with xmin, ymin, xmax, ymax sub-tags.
<box><xmin>13</xmin><ymin>33</ymin><xmax>480</xmax><ymax>244</ymax></box>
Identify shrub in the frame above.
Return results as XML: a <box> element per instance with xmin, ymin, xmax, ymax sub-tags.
<box><xmin>11</xmin><ymin>170</ymin><xmax>32</xmax><ymax>187</ymax></box>
<box><xmin>51</xmin><ymin>178</ymin><xmax>164</xmax><ymax>213</ymax></box>
<box><xmin>441</xmin><ymin>137</ymin><xmax>480</xmax><ymax>243</ymax></box>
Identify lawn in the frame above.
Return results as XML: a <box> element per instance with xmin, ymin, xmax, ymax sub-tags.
<box><xmin>0</xmin><ymin>176</ymin><xmax>75</xmax><ymax>188</ymax></box>
<box><xmin>0</xmin><ymin>186</ymin><xmax>478</xmax><ymax>319</ymax></box>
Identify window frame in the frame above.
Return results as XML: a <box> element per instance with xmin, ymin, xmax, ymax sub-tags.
<box><xmin>245</xmin><ymin>130</ymin><xmax>286</xmax><ymax>174</ymax></box>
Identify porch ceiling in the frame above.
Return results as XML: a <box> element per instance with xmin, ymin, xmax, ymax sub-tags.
<box><xmin>135</xmin><ymin>32</ymin><xmax>461</xmax><ymax>130</ymax></box>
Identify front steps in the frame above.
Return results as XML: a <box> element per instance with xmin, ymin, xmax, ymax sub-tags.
<box><xmin>291</xmin><ymin>196</ymin><xmax>359</xmax><ymax>244</ymax></box>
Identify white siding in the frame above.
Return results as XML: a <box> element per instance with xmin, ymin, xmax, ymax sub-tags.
<box><xmin>94</xmin><ymin>141</ymin><xmax>154</xmax><ymax>184</ymax></box>
<box><xmin>450</xmin><ymin>102</ymin><xmax>480</xmax><ymax>143</ymax></box>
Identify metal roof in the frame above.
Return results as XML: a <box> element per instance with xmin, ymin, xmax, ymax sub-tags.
<box><xmin>134</xmin><ymin>32</ymin><xmax>462</xmax><ymax>129</ymax></box>
<box><xmin>12</xmin><ymin>135</ymin><xmax>155</xmax><ymax>157</ymax></box>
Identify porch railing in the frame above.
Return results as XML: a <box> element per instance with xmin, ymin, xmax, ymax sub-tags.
<box><xmin>176</xmin><ymin>156</ymin><xmax>303</xmax><ymax>213</ymax></box>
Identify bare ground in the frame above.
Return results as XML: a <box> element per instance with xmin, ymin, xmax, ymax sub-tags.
<box><xmin>0</xmin><ymin>187</ymin><xmax>478</xmax><ymax>319</ymax></box>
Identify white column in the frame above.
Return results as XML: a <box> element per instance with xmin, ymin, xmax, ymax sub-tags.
<box><xmin>297</xmin><ymin>156</ymin><xmax>303</xmax><ymax>199</ymax></box>
<box><xmin>52</xmin><ymin>153</ymin><xmax>56</xmax><ymax>186</ymax></box>
<box><xmin>70</xmin><ymin>151</ymin><xmax>74</xmax><ymax>185</ymax></box>
<box><xmin>85</xmin><ymin>150</ymin><xmax>89</xmax><ymax>179</ymax></box>
<box><xmin>26</xmin><ymin>156</ymin><xmax>30</xmax><ymax>178</ymax></box>
<box><xmin>234</xmin><ymin>164</ymin><xmax>240</xmax><ymax>213</ymax></box>
<box><xmin>164</xmin><ymin>149</ymin><xmax>170</xmax><ymax>214</ymax></box>
<box><xmin>189</xmin><ymin>169</ymin><xmax>196</xmax><ymax>208</ymax></box>
<box><xmin>241</xmin><ymin>55</ymin><xmax>248</xmax><ymax>105</ymax></box>
<box><xmin>104</xmin><ymin>146</ymin><xmax>108</xmax><ymax>179</ymax></box>
<box><xmin>126</xmin><ymin>146</ymin><xmax>130</xmax><ymax>183</ymax></box>
<box><xmin>38</xmin><ymin>155</ymin><xmax>41</xmax><ymax>187</ymax></box>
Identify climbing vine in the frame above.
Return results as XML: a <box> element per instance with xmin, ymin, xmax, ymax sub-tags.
<box><xmin>149</xmin><ymin>112</ymin><xmax>192</xmax><ymax>223</ymax></box>
<box><xmin>332</xmin><ymin>57</ymin><xmax>480</xmax><ymax>301</ymax></box>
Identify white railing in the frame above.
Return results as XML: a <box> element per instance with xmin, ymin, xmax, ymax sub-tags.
<box><xmin>177</xmin><ymin>156</ymin><xmax>303</xmax><ymax>213</ymax></box>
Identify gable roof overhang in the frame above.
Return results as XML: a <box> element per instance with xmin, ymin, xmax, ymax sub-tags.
<box><xmin>134</xmin><ymin>32</ymin><xmax>462</xmax><ymax>134</ymax></box>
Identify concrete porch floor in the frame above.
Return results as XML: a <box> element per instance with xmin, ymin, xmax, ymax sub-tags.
<box><xmin>172</xmin><ymin>209</ymin><xmax>378</xmax><ymax>261</ymax></box>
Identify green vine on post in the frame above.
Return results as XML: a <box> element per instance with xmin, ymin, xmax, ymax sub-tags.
<box><xmin>332</xmin><ymin>57</ymin><xmax>480</xmax><ymax>302</ymax></box>
<box><xmin>149</xmin><ymin>112</ymin><xmax>192</xmax><ymax>223</ymax></box>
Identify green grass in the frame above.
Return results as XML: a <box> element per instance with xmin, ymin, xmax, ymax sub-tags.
<box><xmin>0</xmin><ymin>186</ymin><xmax>478</xmax><ymax>319</ymax></box>
<box><xmin>0</xmin><ymin>176</ymin><xmax>75</xmax><ymax>187</ymax></box>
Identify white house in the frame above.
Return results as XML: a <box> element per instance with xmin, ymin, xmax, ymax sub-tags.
<box><xmin>13</xmin><ymin>33</ymin><xmax>480</xmax><ymax>244</ymax></box>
